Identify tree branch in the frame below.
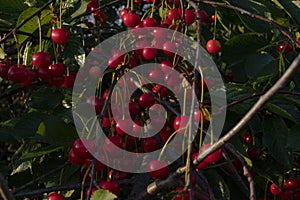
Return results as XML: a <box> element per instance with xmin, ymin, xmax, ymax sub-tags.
<box><xmin>0</xmin><ymin>175</ymin><xmax>15</xmax><ymax>200</ymax></box>
<box><xmin>193</xmin><ymin>54</ymin><xmax>300</xmax><ymax>166</ymax></box>
<box><xmin>0</xmin><ymin>0</ymin><xmax>55</xmax><ymax>45</ymax></box>
<box><xmin>195</xmin><ymin>0</ymin><xmax>295</xmax><ymax>43</ymax></box>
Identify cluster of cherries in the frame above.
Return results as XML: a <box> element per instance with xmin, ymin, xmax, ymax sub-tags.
<box><xmin>269</xmin><ymin>178</ymin><xmax>300</xmax><ymax>200</ymax></box>
<box><xmin>0</xmin><ymin>27</ymin><xmax>75</xmax><ymax>88</ymax></box>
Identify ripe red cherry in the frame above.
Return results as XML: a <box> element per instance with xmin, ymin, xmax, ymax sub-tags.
<box><xmin>173</xmin><ymin>187</ymin><xmax>191</xmax><ymax>200</ymax></box>
<box><xmin>48</xmin><ymin>76</ymin><xmax>64</xmax><ymax>86</ymax></box>
<box><xmin>32</xmin><ymin>52</ymin><xmax>52</xmax><ymax>68</ymax></box>
<box><xmin>200</xmin><ymin>144</ymin><xmax>222</xmax><ymax>163</ymax></box>
<box><xmin>86</xmin><ymin>96</ymin><xmax>105</xmax><ymax>115</ymax></box>
<box><xmin>247</xmin><ymin>147</ymin><xmax>261</xmax><ymax>160</ymax></box>
<box><xmin>194</xmin><ymin>109</ymin><xmax>209</xmax><ymax>124</ymax></box>
<box><xmin>142</xmin><ymin>137</ymin><xmax>160</xmax><ymax>152</ymax></box>
<box><xmin>115</xmin><ymin>119</ymin><xmax>132</xmax><ymax>136</ymax></box>
<box><xmin>147</xmin><ymin>160</ymin><xmax>169</xmax><ymax>179</ymax></box>
<box><xmin>192</xmin><ymin>152</ymin><xmax>209</xmax><ymax>170</ymax></box>
<box><xmin>104</xmin><ymin>135</ymin><xmax>124</xmax><ymax>154</ymax></box>
<box><xmin>123</xmin><ymin>12</ymin><xmax>140</xmax><ymax>27</ymax></box>
<box><xmin>278</xmin><ymin>42</ymin><xmax>293</xmax><ymax>54</ymax></box>
<box><xmin>270</xmin><ymin>183</ymin><xmax>281</xmax><ymax>195</ymax></box>
<box><xmin>279</xmin><ymin>190</ymin><xmax>292</xmax><ymax>200</ymax></box>
<box><xmin>286</xmin><ymin>178</ymin><xmax>300</xmax><ymax>190</ymax></box>
<box><xmin>84</xmin><ymin>158</ymin><xmax>106</xmax><ymax>171</ymax></box>
<box><xmin>21</xmin><ymin>68</ymin><xmax>39</xmax><ymax>86</ymax></box>
<box><xmin>51</xmin><ymin>28</ymin><xmax>70</xmax><ymax>44</ymax></box>
<box><xmin>108</xmin><ymin>49</ymin><xmax>126</xmax><ymax>69</ymax></box>
<box><xmin>206</xmin><ymin>39</ymin><xmax>221</xmax><ymax>54</ymax></box>
<box><xmin>120</xmin><ymin>8</ymin><xmax>129</xmax><ymax>20</ymax></box>
<box><xmin>128</xmin><ymin>101</ymin><xmax>141</xmax><ymax>116</ymax></box>
<box><xmin>142</xmin><ymin>47</ymin><xmax>157</xmax><ymax>61</ymax></box>
<box><xmin>167</xmin><ymin>9</ymin><xmax>180</xmax><ymax>21</ymax></box>
<box><xmin>7</xmin><ymin>65</ymin><xmax>28</xmax><ymax>83</ymax></box>
<box><xmin>0</xmin><ymin>63</ymin><xmax>10</xmax><ymax>78</ymax></box>
<box><xmin>148</xmin><ymin>68</ymin><xmax>163</xmax><ymax>83</ymax></box>
<box><xmin>173</xmin><ymin>115</ymin><xmax>189</xmax><ymax>133</ymax></box>
<box><xmin>72</xmin><ymin>138</ymin><xmax>93</xmax><ymax>160</ymax></box>
<box><xmin>138</xmin><ymin>93</ymin><xmax>155</xmax><ymax>108</ymax></box>
<box><xmin>298</xmin><ymin>37</ymin><xmax>300</xmax><ymax>45</ymax></box>
<box><xmin>100</xmin><ymin>180</ymin><xmax>120</xmax><ymax>195</ymax></box>
<box><xmin>143</xmin><ymin>17</ymin><xmax>157</xmax><ymax>27</ymax></box>
<box><xmin>211</xmin><ymin>14</ymin><xmax>217</xmax><ymax>22</ymax></box>
<box><xmin>68</xmin><ymin>148</ymin><xmax>85</xmax><ymax>165</ymax></box>
<box><xmin>38</xmin><ymin>67</ymin><xmax>52</xmax><ymax>80</ymax></box>
<box><xmin>47</xmin><ymin>192</ymin><xmax>66</xmax><ymax>200</ymax></box>
<box><xmin>49</xmin><ymin>63</ymin><xmax>65</xmax><ymax>77</ymax></box>
<box><xmin>109</xmin><ymin>169</ymin><xmax>130</xmax><ymax>180</ymax></box>
<box><xmin>200</xmin><ymin>10</ymin><xmax>210</xmax><ymax>23</ymax></box>
<box><xmin>163</xmin><ymin>41</ymin><xmax>176</xmax><ymax>57</ymax></box>
<box><xmin>85</xmin><ymin>188</ymin><xmax>97</xmax><ymax>197</ymax></box>
<box><xmin>184</xmin><ymin>9</ymin><xmax>195</xmax><ymax>26</ymax></box>
<box><xmin>160</xmin><ymin>60</ymin><xmax>173</xmax><ymax>73</ymax></box>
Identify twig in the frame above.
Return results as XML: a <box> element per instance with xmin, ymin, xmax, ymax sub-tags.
<box><xmin>225</xmin><ymin>144</ymin><xmax>256</xmax><ymax>200</ymax></box>
<box><xmin>13</xmin><ymin>161</ymin><xmax>70</xmax><ymax>194</ymax></box>
<box><xmin>222</xmin><ymin>148</ymin><xmax>249</xmax><ymax>197</ymax></box>
<box><xmin>0</xmin><ymin>175</ymin><xmax>15</xmax><ymax>200</ymax></box>
<box><xmin>193</xmin><ymin>54</ymin><xmax>300</xmax><ymax>166</ymax></box>
<box><xmin>0</xmin><ymin>0</ymin><xmax>55</xmax><ymax>44</ymax></box>
<box><xmin>195</xmin><ymin>0</ymin><xmax>295</xmax><ymax>43</ymax></box>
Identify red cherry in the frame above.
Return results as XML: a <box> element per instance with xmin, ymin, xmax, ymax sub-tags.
<box><xmin>88</xmin><ymin>66</ymin><xmax>102</xmax><ymax>78</ymax></box>
<box><xmin>49</xmin><ymin>63</ymin><xmax>65</xmax><ymax>77</ymax></box>
<box><xmin>0</xmin><ymin>63</ymin><xmax>10</xmax><ymax>78</ymax></box>
<box><xmin>108</xmin><ymin>49</ymin><xmax>126</xmax><ymax>69</ymax></box>
<box><xmin>86</xmin><ymin>96</ymin><xmax>105</xmax><ymax>115</ymax></box>
<box><xmin>104</xmin><ymin>135</ymin><xmax>124</xmax><ymax>154</ymax></box>
<box><xmin>211</xmin><ymin>14</ymin><xmax>217</xmax><ymax>22</ymax></box>
<box><xmin>32</xmin><ymin>52</ymin><xmax>52</xmax><ymax>68</ymax></box>
<box><xmin>51</xmin><ymin>28</ymin><xmax>70</xmax><ymax>44</ymax></box>
<box><xmin>206</xmin><ymin>39</ymin><xmax>221</xmax><ymax>54</ymax></box>
<box><xmin>159</xmin><ymin>129</ymin><xmax>172</xmax><ymax>143</ymax></box>
<box><xmin>143</xmin><ymin>17</ymin><xmax>157</xmax><ymax>27</ymax></box>
<box><xmin>184</xmin><ymin>10</ymin><xmax>195</xmax><ymax>26</ymax></box>
<box><xmin>279</xmin><ymin>190</ymin><xmax>292</xmax><ymax>200</ymax></box>
<box><xmin>297</xmin><ymin>37</ymin><xmax>300</xmax><ymax>45</ymax></box>
<box><xmin>115</xmin><ymin>119</ymin><xmax>132</xmax><ymax>136</ymax></box>
<box><xmin>147</xmin><ymin>160</ymin><xmax>169</xmax><ymax>179</ymax></box>
<box><xmin>7</xmin><ymin>65</ymin><xmax>28</xmax><ymax>83</ymax></box>
<box><xmin>163</xmin><ymin>41</ymin><xmax>176</xmax><ymax>57</ymax></box>
<box><xmin>247</xmin><ymin>147</ymin><xmax>261</xmax><ymax>160</ymax></box>
<box><xmin>49</xmin><ymin>76</ymin><xmax>64</xmax><ymax>86</ymax></box>
<box><xmin>38</xmin><ymin>67</ymin><xmax>52</xmax><ymax>80</ymax></box>
<box><xmin>108</xmin><ymin>169</ymin><xmax>130</xmax><ymax>180</ymax></box>
<box><xmin>200</xmin><ymin>10</ymin><xmax>210</xmax><ymax>23</ymax></box>
<box><xmin>160</xmin><ymin>60</ymin><xmax>173</xmax><ymax>73</ymax></box>
<box><xmin>142</xmin><ymin>137</ymin><xmax>160</xmax><ymax>152</ymax></box>
<box><xmin>192</xmin><ymin>152</ymin><xmax>209</xmax><ymax>170</ymax></box>
<box><xmin>173</xmin><ymin>115</ymin><xmax>189</xmax><ymax>134</ymax></box>
<box><xmin>123</xmin><ymin>12</ymin><xmax>140</xmax><ymax>27</ymax></box>
<box><xmin>138</xmin><ymin>93</ymin><xmax>155</xmax><ymax>108</ymax></box>
<box><xmin>128</xmin><ymin>101</ymin><xmax>141</xmax><ymax>116</ymax></box>
<box><xmin>293</xmin><ymin>191</ymin><xmax>300</xmax><ymax>199</ymax></box>
<box><xmin>47</xmin><ymin>192</ymin><xmax>66</xmax><ymax>200</ymax></box>
<box><xmin>167</xmin><ymin>9</ymin><xmax>180</xmax><ymax>21</ymax></box>
<box><xmin>148</xmin><ymin>68</ymin><xmax>163</xmax><ymax>83</ymax></box>
<box><xmin>61</xmin><ymin>73</ymin><xmax>76</xmax><ymax>88</ymax></box>
<box><xmin>278</xmin><ymin>42</ymin><xmax>293</xmax><ymax>54</ymax></box>
<box><xmin>270</xmin><ymin>183</ymin><xmax>281</xmax><ymax>195</ymax></box>
<box><xmin>68</xmin><ymin>148</ymin><xmax>85</xmax><ymax>165</ymax></box>
<box><xmin>21</xmin><ymin>68</ymin><xmax>39</xmax><ymax>86</ymax></box>
<box><xmin>152</xmin><ymin>84</ymin><xmax>168</xmax><ymax>98</ymax></box>
<box><xmin>72</xmin><ymin>138</ymin><xmax>93</xmax><ymax>160</ymax></box>
<box><xmin>193</xmin><ymin>109</ymin><xmax>209</xmax><ymax>123</ymax></box>
<box><xmin>120</xmin><ymin>8</ymin><xmax>129</xmax><ymax>20</ymax></box>
<box><xmin>142</xmin><ymin>47</ymin><xmax>157</xmax><ymax>61</ymax></box>
<box><xmin>200</xmin><ymin>144</ymin><xmax>222</xmax><ymax>164</ymax></box>
<box><xmin>100</xmin><ymin>180</ymin><xmax>120</xmax><ymax>195</ymax></box>
<box><xmin>286</xmin><ymin>178</ymin><xmax>300</xmax><ymax>190</ymax></box>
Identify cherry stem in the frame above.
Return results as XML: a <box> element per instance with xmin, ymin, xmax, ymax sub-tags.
<box><xmin>59</xmin><ymin>0</ymin><xmax>62</xmax><ymax>28</ymax></box>
<box><xmin>213</xmin><ymin>9</ymin><xmax>217</xmax><ymax>40</ymax></box>
<box><xmin>37</xmin><ymin>15</ymin><xmax>42</xmax><ymax>52</ymax></box>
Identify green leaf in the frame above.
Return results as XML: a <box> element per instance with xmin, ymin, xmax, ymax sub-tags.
<box><xmin>287</xmin><ymin>124</ymin><xmax>300</xmax><ymax>151</ymax></box>
<box><xmin>29</xmin><ymin>87</ymin><xmax>64</xmax><ymax>110</ymax></box>
<box><xmin>262</xmin><ymin>115</ymin><xmax>291</xmax><ymax>169</ymax></box>
<box><xmin>71</xmin><ymin>0</ymin><xmax>90</xmax><ymax>19</ymax></box>
<box><xmin>273</xmin><ymin>0</ymin><xmax>300</xmax><ymax>25</ymax></box>
<box><xmin>244</xmin><ymin>54</ymin><xmax>274</xmax><ymax>79</ymax></box>
<box><xmin>36</xmin><ymin>115</ymin><xmax>77</xmax><ymax>147</ymax></box>
<box><xmin>221</xmin><ymin>33</ymin><xmax>270</xmax><ymax>63</ymax></box>
<box><xmin>0</xmin><ymin>0</ymin><xmax>27</xmax><ymax>29</ymax></box>
<box><xmin>20</xmin><ymin>145</ymin><xmax>63</xmax><ymax>160</ymax></box>
<box><xmin>90</xmin><ymin>189</ymin><xmax>117</xmax><ymax>200</ymax></box>
<box><xmin>265</xmin><ymin>103</ymin><xmax>296</xmax><ymax>123</ymax></box>
<box><xmin>16</xmin><ymin>8</ymin><xmax>53</xmax><ymax>46</ymax></box>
